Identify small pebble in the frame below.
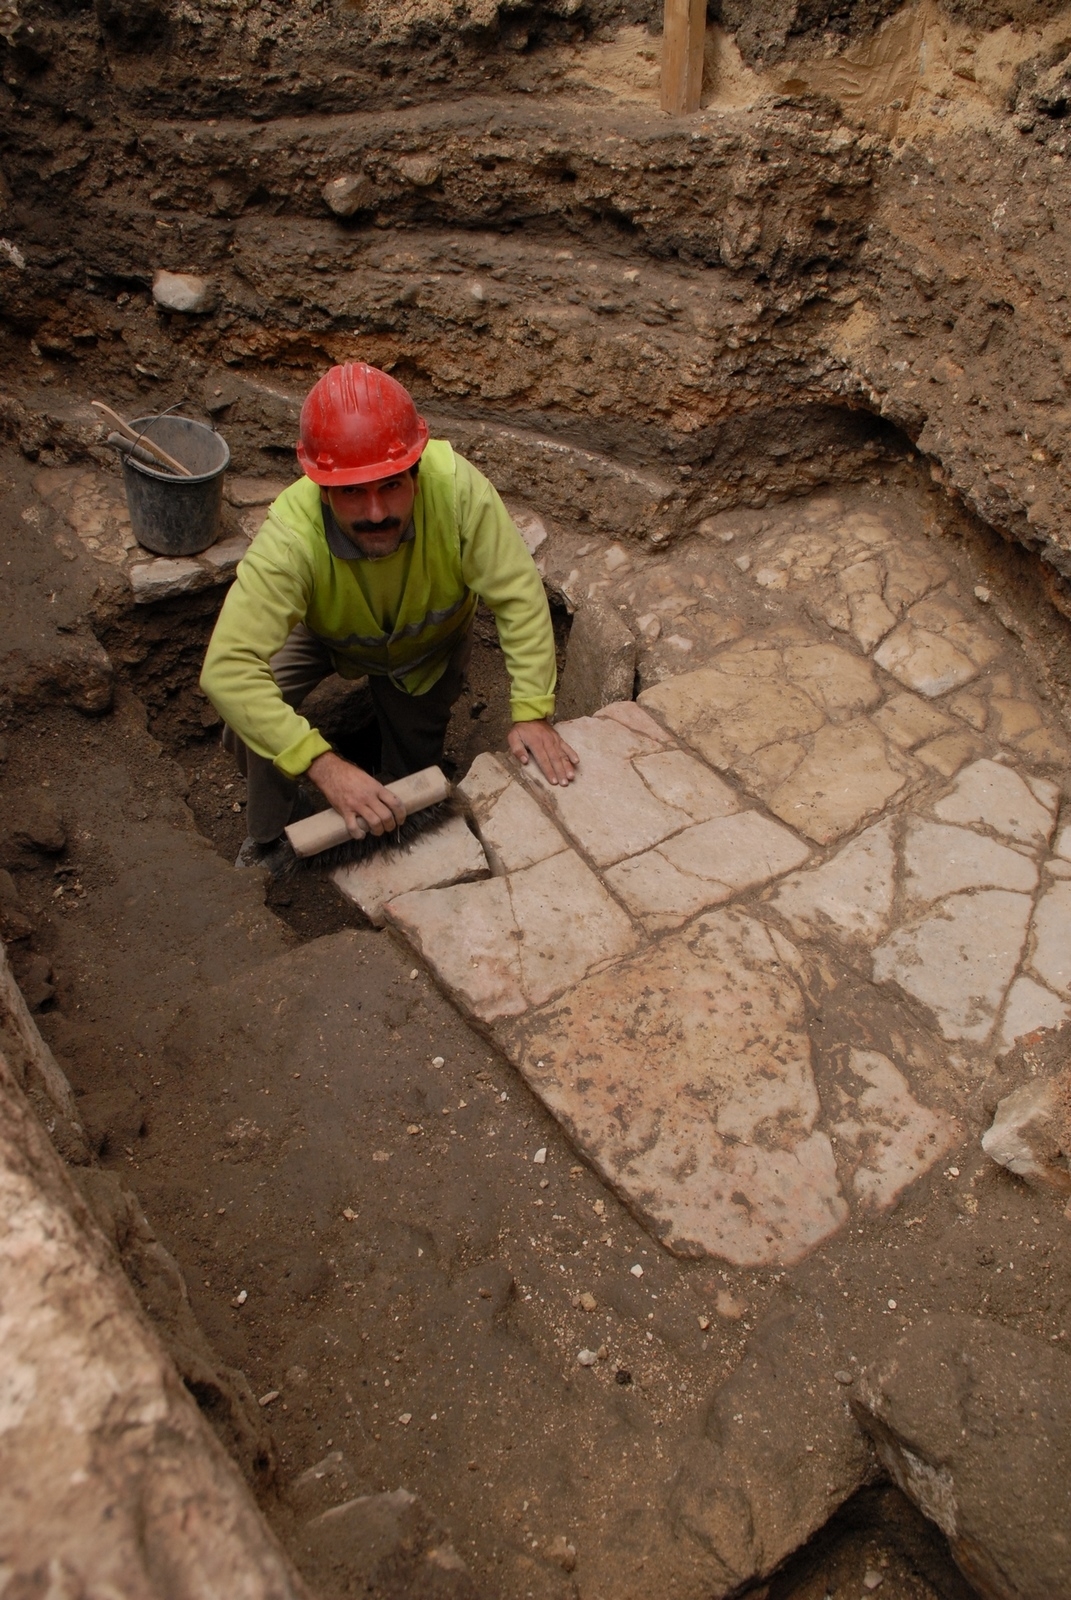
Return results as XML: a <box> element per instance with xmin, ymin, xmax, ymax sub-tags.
<box><xmin>698</xmin><ymin>1316</ymin><xmax>710</xmax><ymax>1331</ymax></box>
<box><xmin>834</xmin><ymin>1370</ymin><xmax>854</xmax><ymax>1385</ymax></box>
<box><xmin>410</xmin><ymin>968</ymin><xmax>419</xmax><ymax>979</ymax></box>
<box><xmin>399</xmin><ymin>1412</ymin><xmax>412</xmax><ymax>1425</ymax></box>
<box><xmin>630</xmin><ymin>1263</ymin><xmax>644</xmax><ymax>1278</ymax></box>
<box><xmin>407</xmin><ymin>1124</ymin><xmax>422</xmax><ymax>1135</ymax></box>
<box><xmin>539</xmin><ymin>1178</ymin><xmax>550</xmax><ymax>1189</ymax></box>
<box><xmin>258</xmin><ymin>1390</ymin><xmax>280</xmax><ymax>1407</ymax></box>
<box><xmin>948</xmin><ymin>1166</ymin><xmax>960</xmax><ymax>1177</ymax></box>
<box><xmin>431</xmin><ymin>1055</ymin><xmax>445</xmax><ymax>1066</ymax></box>
<box><xmin>863</xmin><ymin>1571</ymin><xmax>884</xmax><ymax>1591</ymax></box>
<box><xmin>533</xmin><ymin>1147</ymin><xmax>547</xmax><ymax>1165</ymax></box>
<box><xmin>973</xmin><ymin>586</ymin><xmax>991</xmax><ymax>603</ymax></box>
<box><xmin>577</xmin><ymin>1348</ymin><xmax>598</xmax><ymax>1367</ymax></box>
<box><xmin>232</xmin><ymin>1289</ymin><xmax>248</xmax><ymax>1307</ymax></box>
<box><xmin>342</xmin><ymin>1207</ymin><xmax>358</xmax><ymax>1221</ymax></box>
<box><xmin>887</xmin><ymin>1299</ymin><xmax>897</xmax><ymax>1310</ymax></box>
<box><xmin>546</xmin><ymin>1535</ymin><xmax>577</xmax><ymax>1573</ymax></box>
<box><xmin>579</xmin><ymin>1291</ymin><xmax>598</xmax><ymax>1313</ymax></box>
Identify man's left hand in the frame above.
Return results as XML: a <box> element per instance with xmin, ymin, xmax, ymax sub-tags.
<box><xmin>507</xmin><ymin>719</ymin><xmax>579</xmax><ymax>786</ymax></box>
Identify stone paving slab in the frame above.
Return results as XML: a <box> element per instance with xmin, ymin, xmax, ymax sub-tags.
<box><xmin>769</xmin><ymin>821</ymin><xmax>896</xmax><ymax>949</ymax></box>
<box><xmin>503</xmin><ymin>910</ymin><xmax>849</xmax><ymax>1265</ymax></box>
<box><xmin>830</xmin><ymin>1049</ymin><xmax>960</xmax><ymax>1209</ymax></box>
<box><xmin>331</xmin><ymin>814</ymin><xmax>489</xmax><ymax>926</ymax></box>
<box><xmin>457</xmin><ymin>753</ymin><xmax>569</xmax><ymax>875</ymax></box>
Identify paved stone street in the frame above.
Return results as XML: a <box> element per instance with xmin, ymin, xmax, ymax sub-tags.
<box><xmin>336</xmin><ymin>485</ymin><xmax>1071</xmax><ymax>1271</ymax></box>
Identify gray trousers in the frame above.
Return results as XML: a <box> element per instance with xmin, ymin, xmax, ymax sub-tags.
<box><xmin>224</xmin><ymin>623</ymin><xmax>472</xmax><ymax>843</ymax></box>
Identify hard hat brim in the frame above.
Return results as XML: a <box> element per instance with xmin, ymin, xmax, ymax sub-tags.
<box><xmin>296</xmin><ymin>421</ymin><xmax>429</xmax><ymax>486</ymax></box>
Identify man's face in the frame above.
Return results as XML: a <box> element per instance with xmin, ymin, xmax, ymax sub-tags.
<box><xmin>323</xmin><ymin>469</ymin><xmax>418</xmax><ymax>559</ymax></box>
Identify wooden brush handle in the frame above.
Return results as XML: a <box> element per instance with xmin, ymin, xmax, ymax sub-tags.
<box><xmin>284</xmin><ymin>765</ymin><xmax>451</xmax><ymax>859</ymax></box>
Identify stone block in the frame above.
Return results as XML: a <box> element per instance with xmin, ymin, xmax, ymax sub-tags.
<box><xmin>201</xmin><ymin>536</ymin><xmax>250</xmax><ymax>574</ymax></box>
<box><xmin>605</xmin><ymin>811</ymin><xmax>809</xmax><ymax>929</ymax></box>
<box><xmin>322</xmin><ymin>172</ymin><xmax>375</xmax><ymax>216</ymax></box>
<box><xmin>874</xmin><ymin>889</ymin><xmax>1033</xmax><ymax>1043</ymax></box>
<box><xmin>933</xmin><ymin>759</ymin><xmax>1057</xmax><ymax>848</ymax></box>
<box><xmin>903</xmin><ymin>819</ymin><xmax>1038</xmax><ymax>905</ymax></box>
<box><xmin>505</xmin><ymin>909</ymin><xmax>848</xmax><ymax>1266</ymax></box>
<box><xmin>129</xmin><ymin>557</ymin><xmax>207</xmax><ymax>602</ymax></box>
<box><xmin>331</xmin><ymin>814</ymin><xmax>488</xmax><ymax>926</ymax></box>
<box><xmin>555</xmin><ymin>596</ymin><xmax>637</xmax><ymax>721</ymax></box>
<box><xmin>767</xmin><ymin>719</ymin><xmax>909</xmax><ymax>844</ymax></box>
<box><xmin>631</xmin><ymin>749</ymin><xmax>740</xmax><ymax>821</ymax></box>
<box><xmin>981</xmin><ymin>1072</ymin><xmax>1071</xmax><ymax>1194</ymax></box>
<box><xmin>224</xmin><ymin>476</ymin><xmax>290</xmax><ymax>507</ymax></box>
<box><xmin>853</xmin><ymin>1315</ymin><xmax>1071</xmax><ymax>1600</ymax></box>
<box><xmin>522</xmin><ymin>714</ymin><xmax>690</xmax><ymax>867</ymax></box>
<box><xmin>152</xmin><ymin>268</ymin><xmax>218</xmax><ymax>314</ymax></box>
<box><xmin>873</xmin><ymin>592</ymin><xmax>1001</xmax><ymax>698</ymax></box>
<box><xmin>386</xmin><ymin>849</ymin><xmax>639</xmax><ymax>1022</ymax></box>
<box><xmin>593</xmin><ymin>700</ymin><xmax>672</xmax><ymax>743</ymax></box>
<box><xmin>770</xmin><ymin>820</ymin><xmax>895</xmax><ymax>947</ymax></box>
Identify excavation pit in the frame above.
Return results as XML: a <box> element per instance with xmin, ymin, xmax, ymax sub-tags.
<box><xmin>4</xmin><ymin>5</ymin><xmax>1071</xmax><ymax>1596</ymax></box>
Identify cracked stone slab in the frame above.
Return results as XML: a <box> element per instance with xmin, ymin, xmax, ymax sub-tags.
<box><xmin>129</xmin><ymin>557</ymin><xmax>211</xmax><ymax>602</ymax></box>
<box><xmin>331</xmin><ymin>814</ymin><xmax>489</xmax><ymax>926</ymax></box>
<box><xmin>830</xmin><ymin>1050</ymin><xmax>961</xmax><ymax>1210</ymax></box>
<box><xmin>902</xmin><ymin>819</ymin><xmax>1039</xmax><ymax>905</ymax></box>
<box><xmin>457</xmin><ymin>754</ymin><xmax>568</xmax><ymax>875</ymax></box>
<box><xmin>503</xmin><ymin>910</ymin><xmax>848</xmax><ymax>1266</ymax></box>
<box><xmin>872</xmin><ymin>691</ymin><xmax>957</xmax><ymax>750</ymax></box>
<box><xmin>767</xmin><ymin>718</ymin><xmax>911</xmax><ymax>844</ymax></box>
<box><xmin>520</xmin><ymin>714</ymin><xmax>693</xmax><ymax>867</ymax></box>
<box><xmin>999</xmin><ymin>976</ymin><xmax>1071</xmax><ymax>1053</ymax></box>
<box><xmin>605</xmin><ymin>811</ymin><xmax>809</xmax><ymax>930</ymax></box>
<box><xmin>1028</xmin><ymin>879</ymin><xmax>1071</xmax><ymax>996</ymax></box>
<box><xmin>770</xmin><ymin>820</ymin><xmax>895</xmax><ymax>948</ymax></box>
<box><xmin>385</xmin><ymin>849</ymin><xmax>639</xmax><ymax>1023</ymax></box>
<box><xmin>873</xmin><ymin>592</ymin><xmax>1001</xmax><ymax>697</ymax></box>
<box><xmin>932</xmin><ymin>759</ymin><xmax>1057</xmax><ymax>848</ymax></box>
<box><xmin>873</xmin><ymin>889</ymin><xmax>1033</xmax><ymax>1043</ymax></box>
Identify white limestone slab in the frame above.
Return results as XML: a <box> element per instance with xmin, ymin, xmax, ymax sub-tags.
<box><xmin>332</xmin><ymin>814</ymin><xmax>489</xmax><ymax>925</ymax></box>
<box><xmin>998</xmin><ymin>976</ymin><xmax>1071</xmax><ymax>1053</ymax></box>
<box><xmin>459</xmin><ymin>754</ymin><xmax>567</xmax><ymax>874</ymax></box>
<box><xmin>632</xmin><ymin>750</ymin><xmax>741</xmax><ymax>822</ymax></box>
<box><xmin>770</xmin><ymin>820</ymin><xmax>896</xmax><ymax>947</ymax></box>
<box><xmin>1029</xmin><ymin>880</ymin><xmax>1071</xmax><ymax>996</ymax></box>
<box><xmin>933</xmin><ymin>759</ymin><xmax>1056</xmax><ymax>848</ymax></box>
<box><xmin>902</xmin><ymin>819</ymin><xmax>1039</xmax><ymax>905</ymax></box>
<box><xmin>873</xmin><ymin>889</ymin><xmax>1033</xmax><ymax>1043</ymax></box>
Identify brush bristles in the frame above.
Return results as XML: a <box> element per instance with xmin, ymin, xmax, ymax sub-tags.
<box><xmin>283</xmin><ymin>798</ymin><xmax>460</xmax><ymax>875</ymax></box>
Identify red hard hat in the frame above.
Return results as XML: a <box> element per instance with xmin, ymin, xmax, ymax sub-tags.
<box><xmin>296</xmin><ymin>362</ymin><xmax>429</xmax><ymax>486</ymax></box>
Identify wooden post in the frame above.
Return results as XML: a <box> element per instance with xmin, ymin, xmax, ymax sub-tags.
<box><xmin>660</xmin><ymin>0</ymin><xmax>705</xmax><ymax>115</ymax></box>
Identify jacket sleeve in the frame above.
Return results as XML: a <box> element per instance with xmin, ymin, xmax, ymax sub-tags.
<box><xmin>455</xmin><ymin>460</ymin><xmax>557</xmax><ymax>723</ymax></box>
<box><xmin>199</xmin><ymin>513</ymin><xmax>334</xmax><ymax>778</ymax></box>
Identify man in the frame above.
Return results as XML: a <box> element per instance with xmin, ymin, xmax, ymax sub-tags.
<box><xmin>201</xmin><ymin>361</ymin><xmax>578</xmax><ymax>870</ymax></box>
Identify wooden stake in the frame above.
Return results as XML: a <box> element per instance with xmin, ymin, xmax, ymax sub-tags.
<box><xmin>660</xmin><ymin>0</ymin><xmax>706</xmax><ymax>115</ymax></box>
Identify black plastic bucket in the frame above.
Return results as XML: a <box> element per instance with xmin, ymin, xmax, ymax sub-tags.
<box><xmin>121</xmin><ymin>414</ymin><xmax>230</xmax><ymax>557</ymax></box>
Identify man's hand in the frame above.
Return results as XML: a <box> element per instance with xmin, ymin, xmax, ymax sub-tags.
<box><xmin>507</xmin><ymin>719</ymin><xmax>580</xmax><ymax>786</ymax></box>
<box><xmin>307</xmin><ymin>751</ymin><xmax>407</xmax><ymax>837</ymax></box>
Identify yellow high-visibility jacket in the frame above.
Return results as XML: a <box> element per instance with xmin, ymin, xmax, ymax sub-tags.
<box><xmin>200</xmin><ymin>440</ymin><xmax>556</xmax><ymax>778</ymax></box>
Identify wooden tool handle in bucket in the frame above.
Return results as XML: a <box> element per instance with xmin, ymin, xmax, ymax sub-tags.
<box><xmin>284</xmin><ymin>765</ymin><xmax>450</xmax><ymax>859</ymax></box>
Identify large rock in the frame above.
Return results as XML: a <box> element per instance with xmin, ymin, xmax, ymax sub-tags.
<box><xmin>670</xmin><ymin>1303</ymin><xmax>877</xmax><ymax>1594</ymax></box>
<box><xmin>152</xmin><ymin>268</ymin><xmax>219</xmax><ymax>314</ymax></box>
<box><xmin>852</xmin><ymin>1315</ymin><xmax>1071</xmax><ymax>1600</ymax></box>
<box><xmin>556</xmin><ymin>596</ymin><xmax>638</xmax><ymax>721</ymax></box>
<box><xmin>981</xmin><ymin>1061</ymin><xmax>1071</xmax><ymax>1196</ymax></box>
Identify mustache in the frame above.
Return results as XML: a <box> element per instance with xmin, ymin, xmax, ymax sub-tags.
<box><xmin>348</xmin><ymin>517</ymin><xmax>402</xmax><ymax>534</ymax></box>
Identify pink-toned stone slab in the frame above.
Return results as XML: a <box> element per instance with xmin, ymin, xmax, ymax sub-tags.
<box><xmin>331</xmin><ymin>814</ymin><xmax>489</xmax><ymax>926</ymax></box>
<box><xmin>632</xmin><ymin>750</ymin><xmax>741</xmax><ymax>822</ymax></box>
<box><xmin>604</xmin><ymin>812</ymin><xmax>810</xmax><ymax>929</ymax></box>
<box><xmin>503</xmin><ymin>910</ymin><xmax>848</xmax><ymax>1266</ymax></box>
<box><xmin>523</xmin><ymin>715</ymin><xmax>690</xmax><ymax>867</ymax></box>
<box><xmin>831</xmin><ymin>1050</ymin><xmax>961</xmax><ymax>1210</ymax></box>
<box><xmin>593</xmin><ymin>700</ymin><xmax>672</xmax><ymax>743</ymax></box>
<box><xmin>386</xmin><ymin>876</ymin><xmax>526</xmax><ymax>1022</ymax></box>
<box><xmin>458</xmin><ymin>754</ymin><xmax>568</xmax><ymax>874</ymax></box>
<box><xmin>385</xmin><ymin>849</ymin><xmax>639</xmax><ymax>1022</ymax></box>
